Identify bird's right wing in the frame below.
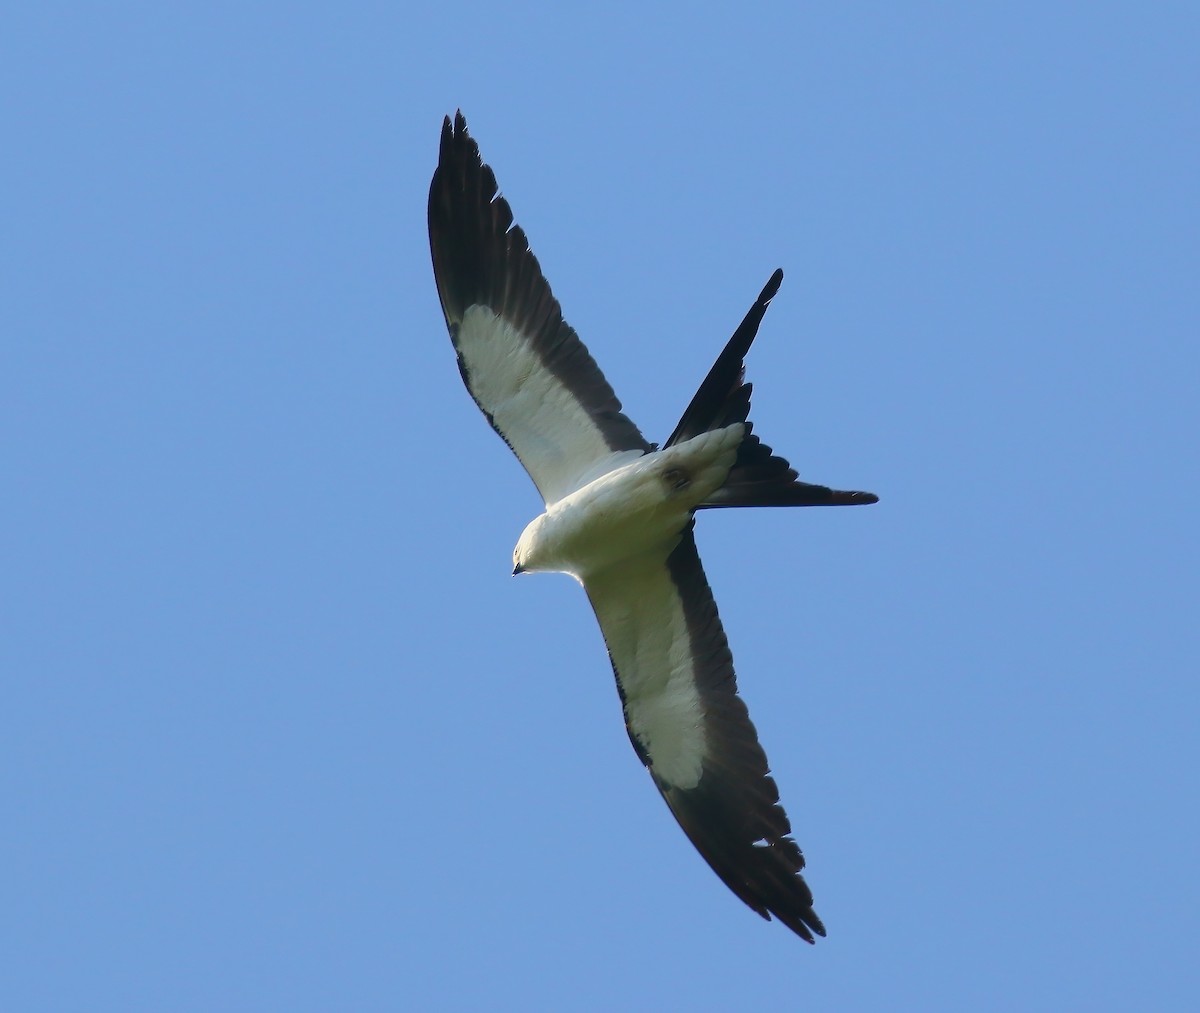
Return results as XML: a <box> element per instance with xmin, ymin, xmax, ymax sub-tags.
<box><xmin>584</xmin><ymin>526</ymin><xmax>825</xmax><ymax>942</ymax></box>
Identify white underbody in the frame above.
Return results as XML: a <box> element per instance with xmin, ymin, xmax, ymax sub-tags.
<box><xmin>456</xmin><ymin>307</ymin><xmax>750</xmax><ymax>789</ymax></box>
<box><xmin>513</xmin><ymin>424</ymin><xmax>744</xmax><ymax>580</ymax></box>
<box><xmin>513</xmin><ymin>425</ymin><xmax>745</xmax><ymax>788</ymax></box>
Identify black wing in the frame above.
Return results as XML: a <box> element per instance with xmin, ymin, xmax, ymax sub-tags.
<box><xmin>429</xmin><ymin>112</ymin><xmax>651</xmax><ymax>504</ymax></box>
<box><xmin>585</xmin><ymin>527</ymin><xmax>825</xmax><ymax>942</ymax></box>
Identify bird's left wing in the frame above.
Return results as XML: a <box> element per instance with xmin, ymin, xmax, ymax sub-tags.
<box><xmin>429</xmin><ymin>112</ymin><xmax>651</xmax><ymax>505</ymax></box>
<box><xmin>583</xmin><ymin>526</ymin><xmax>825</xmax><ymax>942</ymax></box>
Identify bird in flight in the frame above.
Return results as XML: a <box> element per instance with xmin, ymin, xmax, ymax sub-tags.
<box><xmin>428</xmin><ymin>112</ymin><xmax>877</xmax><ymax>942</ymax></box>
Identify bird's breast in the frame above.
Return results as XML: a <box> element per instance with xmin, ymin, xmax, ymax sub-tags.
<box><xmin>524</xmin><ymin>428</ymin><xmax>743</xmax><ymax>578</ymax></box>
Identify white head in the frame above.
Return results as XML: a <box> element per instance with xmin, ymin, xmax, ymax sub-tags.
<box><xmin>512</xmin><ymin>514</ymin><xmax>548</xmax><ymax>575</ymax></box>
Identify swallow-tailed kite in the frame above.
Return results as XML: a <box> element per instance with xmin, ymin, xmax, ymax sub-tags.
<box><xmin>428</xmin><ymin>112</ymin><xmax>877</xmax><ymax>942</ymax></box>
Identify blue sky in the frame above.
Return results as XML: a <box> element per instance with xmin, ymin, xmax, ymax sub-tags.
<box><xmin>3</xmin><ymin>3</ymin><xmax>1198</xmax><ymax>1010</ymax></box>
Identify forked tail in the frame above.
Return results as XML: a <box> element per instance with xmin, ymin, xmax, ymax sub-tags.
<box><xmin>664</xmin><ymin>269</ymin><xmax>878</xmax><ymax>509</ymax></box>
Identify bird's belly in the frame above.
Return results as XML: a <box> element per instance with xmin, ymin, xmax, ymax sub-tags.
<box><xmin>537</xmin><ymin>474</ymin><xmax>690</xmax><ymax>578</ymax></box>
<box><xmin>525</xmin><ymin>428</ymin><xmax>743</xmax><ymax>578</ymax></box>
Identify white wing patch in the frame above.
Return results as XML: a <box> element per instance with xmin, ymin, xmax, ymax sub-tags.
<box><xmin>456</xmin><ymin>306</ymin><xmax>636</xmax><ymax>505</ymax></box>
<box><xmin>587</xmin><ymin>558</ymin><xmax>706</xmax><ymax>789</ymax></box>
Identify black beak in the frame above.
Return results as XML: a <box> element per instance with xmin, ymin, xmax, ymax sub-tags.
<box><xmin>512</xmin><ymin>563</ymin><xmax>524</xmax><ymax>576</ymax></box>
